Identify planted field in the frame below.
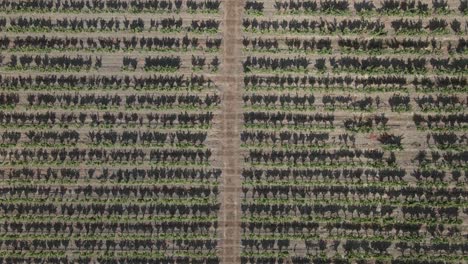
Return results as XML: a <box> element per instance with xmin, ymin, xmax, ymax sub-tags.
<box><xmin>0</xmin><ymin>0</ymin><xmax>223</xmax><ymax>263</ymax></box>
<box><xmin>240</xmin><ymin>0</ymin><xmax>468</xmax><ymax>263</ymax></box>
<box><xmin>0</xmin><ymin>0</ymin><xmax>467</xmax><ymax>264</ymax></box>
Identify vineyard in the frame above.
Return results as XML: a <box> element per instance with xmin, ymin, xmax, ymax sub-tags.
<box><xmin>0</xmin><ymin>0</ymin><xmax>467</xmax><ymax>263</ymax></box>
<box><xmin>240</xmin><ymin>0</ymin><xmax>468</xmax><ymax>263</ymax></box>
<box><xmin>0</xmin><ymin>0</ymin><xmax>224</xmax><ymax>263</ymax></box>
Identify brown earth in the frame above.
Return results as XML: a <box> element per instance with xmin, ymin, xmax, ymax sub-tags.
<box><xmin>218</xmin><ymin>0</ymin><xmax>245</xmax><ymax>263</ymax></box>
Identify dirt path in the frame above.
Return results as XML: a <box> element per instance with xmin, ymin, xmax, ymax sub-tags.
<box><xmin>219</xmin><ymin>0</ymin><xmax>244</xmax><ymax>263</ymax></box>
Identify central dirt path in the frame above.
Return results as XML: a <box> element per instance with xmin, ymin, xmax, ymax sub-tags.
<box><xmin>219</xmin><ymin>0</ymin><xmax>244</xmax><ymax>263</ymax></box>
